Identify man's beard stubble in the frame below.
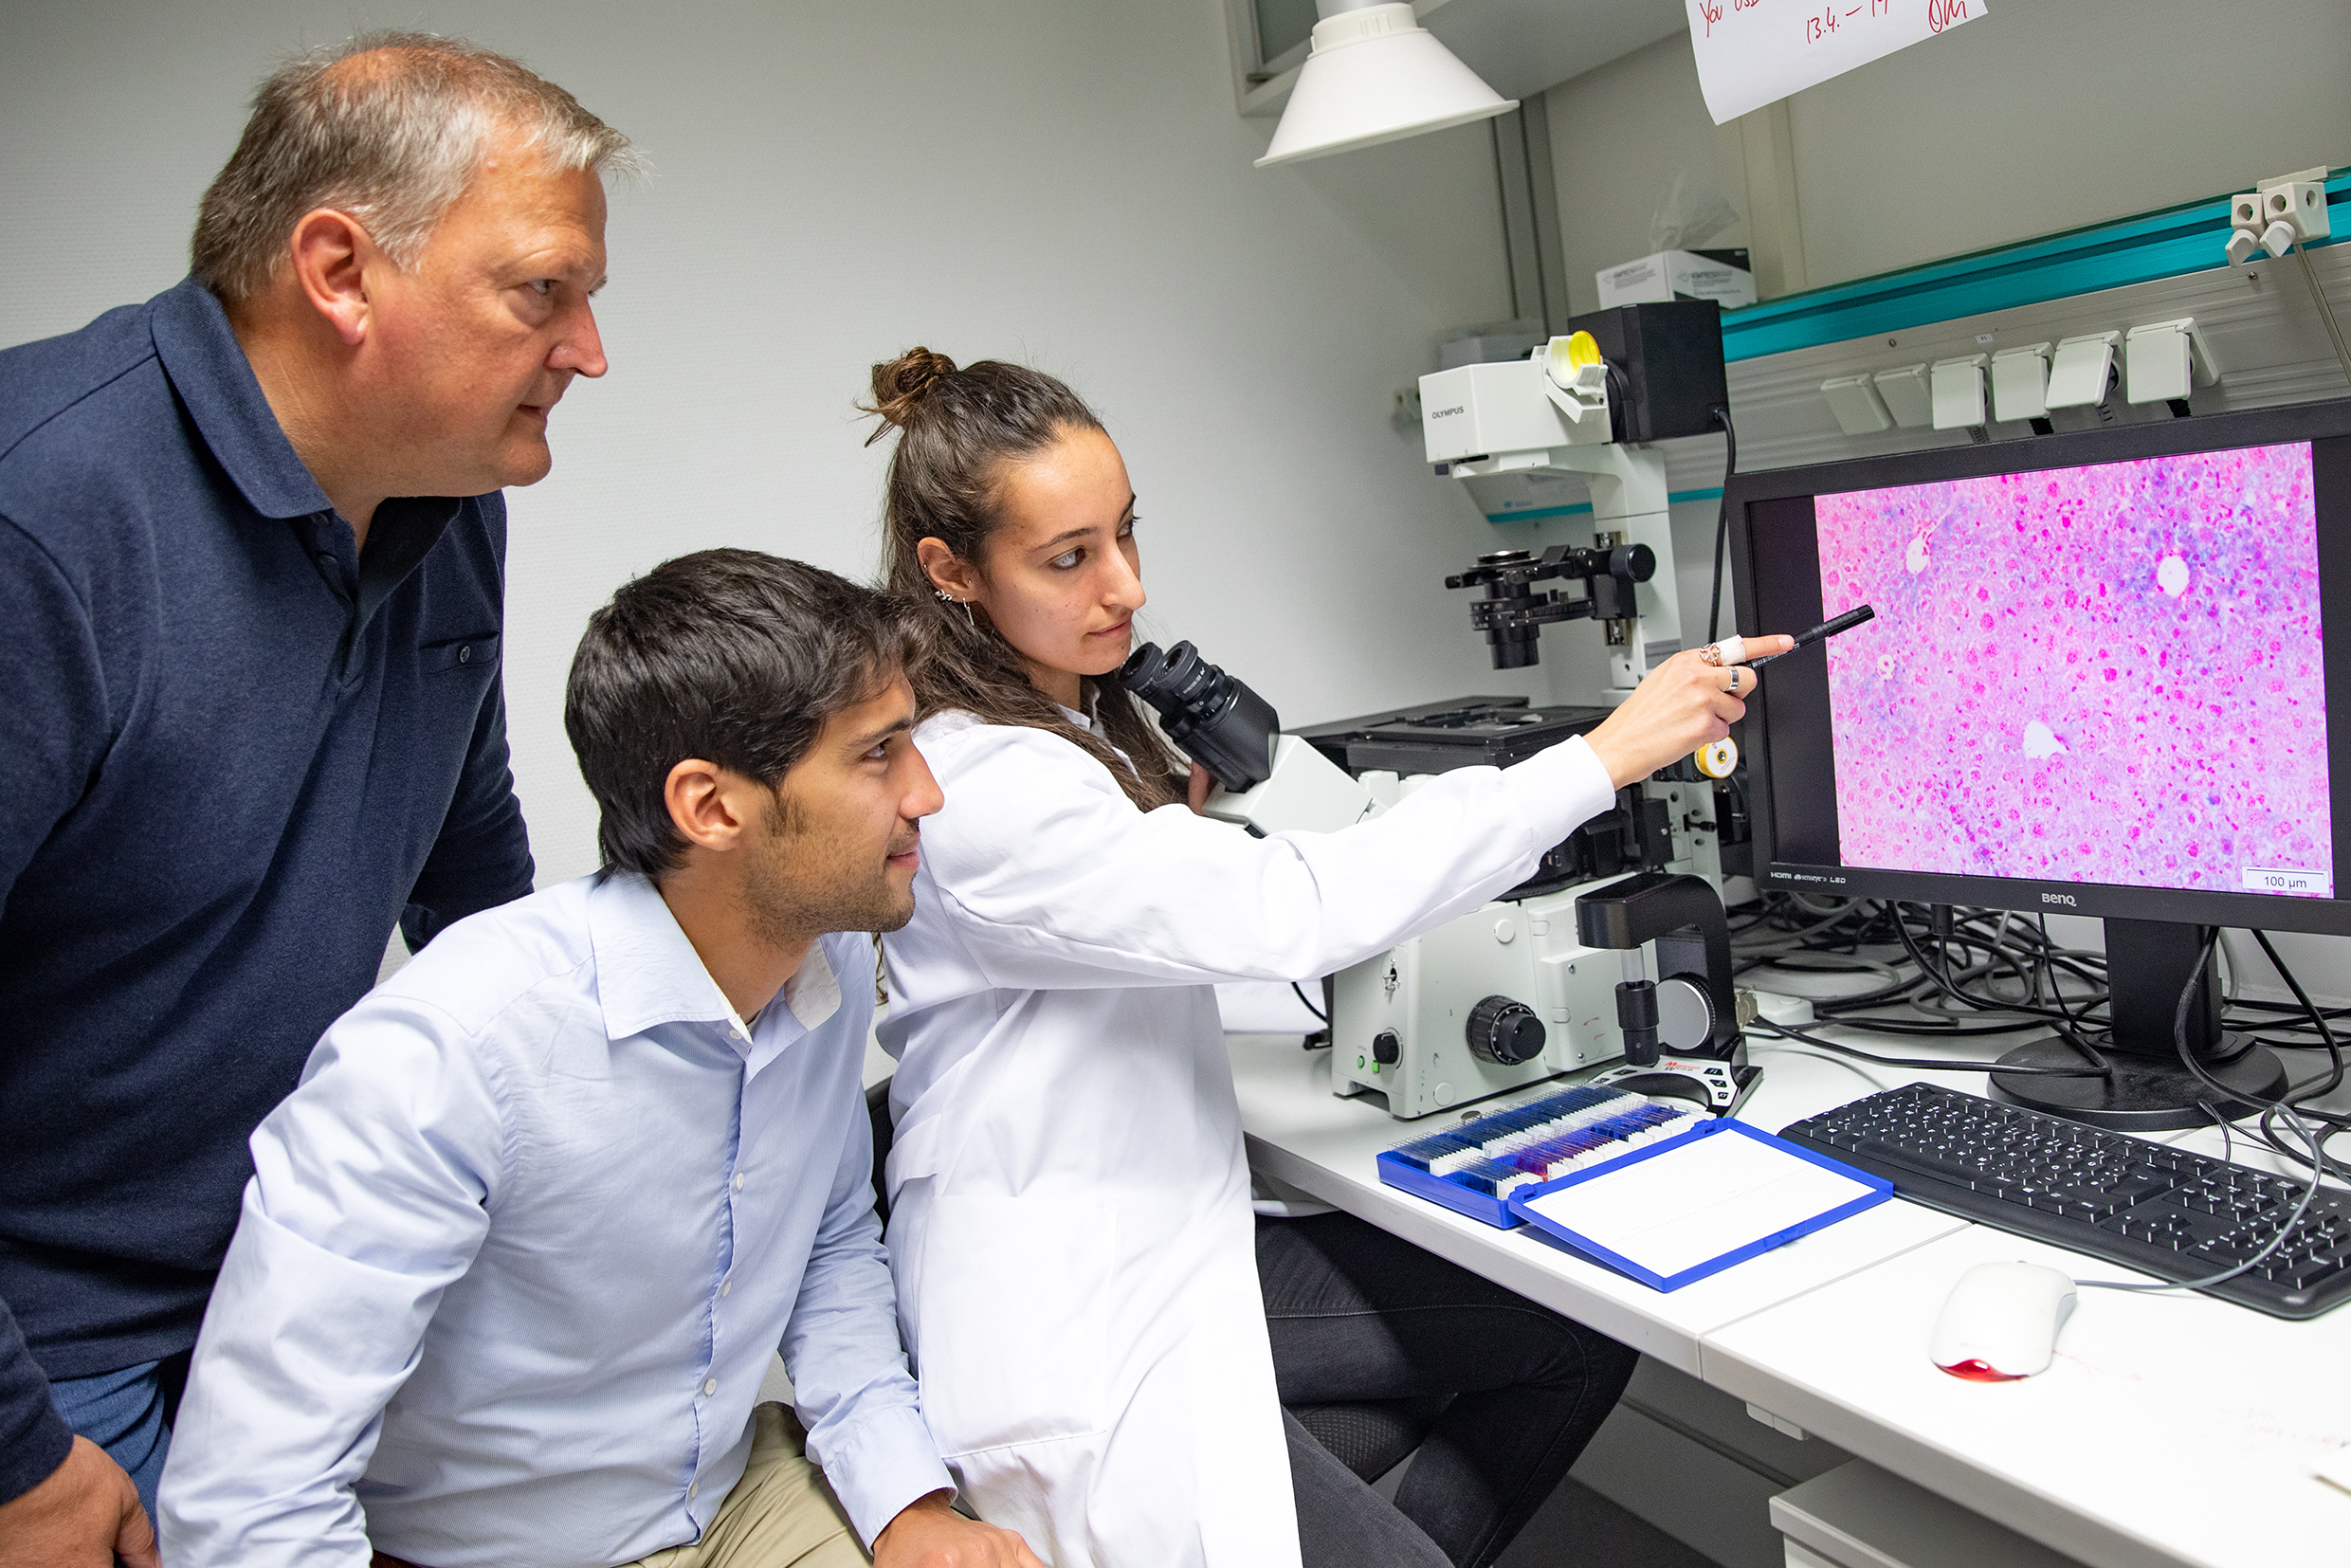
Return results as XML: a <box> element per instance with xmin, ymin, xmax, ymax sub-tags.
<box><xmin>739</xmin><ymin>810</ymin><xmax>916</xmax><ymax>949</ymax></box>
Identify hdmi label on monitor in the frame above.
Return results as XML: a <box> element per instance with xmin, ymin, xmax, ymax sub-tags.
<box><xmin>2243</xmin><ymin>867</ymin><xmax>2327</xmax><ymax>895</ymax></box>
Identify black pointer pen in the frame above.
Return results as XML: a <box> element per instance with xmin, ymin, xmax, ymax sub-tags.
<box><xmin>1745</xmin><ymin>604</ymin><xmax>1877</xmax><ymax>667</ymax></box>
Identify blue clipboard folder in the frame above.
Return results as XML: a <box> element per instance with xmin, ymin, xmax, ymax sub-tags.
<box><xmin>1503</xmin><ymin>1119</ymin><xmax>1892</xmax><ymax>1292</ymax></box>
<box><xmin>1374</xmin><ymin>1083</ymin><xmax>1711</xmax><ymax>1230</ymax></box>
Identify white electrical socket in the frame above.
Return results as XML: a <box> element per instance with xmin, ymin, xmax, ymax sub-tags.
<box><xmin>1930</xmin><ymin>356</ymin><xmax>1987</xmax><ymax>429</ymax></box>
<box><xmin>2247</xmin><ymin>168</ymin><xmax>2332</xmax><ymax>259</ymax></box>
<box><xmin>2124</xmin><ymin>318</ymin><xmax>2218</xmax><ymax>404</ymax></box>
<box><xmin>1990</xmin><ymin>343</ymin><xmax>2051</xmax><ymax>423</ymax></box>
<box><xmin>1872</xmin><ymin>364</ymin><xmax>1933</xmax><ymax>428</ymax></box>
<box><xmin>1821</xmin><ymin>374</ymin><xmax>1892</xmax><ymax>435</ymax></box>
<box><xmin>2262</xmin><ymin>178</ymin><xmax>2331</xmax><ymax>241</ymax></box>
<box><xmin>2046</xmin><ymin>332</ymin><xmax>2120</xmax><ymax>410</ymax></box>
<box><xmin>2224</xmin><ymin>173</ymin><xmax>2329</xmax><ymax>264</ymax></box>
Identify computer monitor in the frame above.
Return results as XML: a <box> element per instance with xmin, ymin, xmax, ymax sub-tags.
<box><xmin>1728</xmin><ymin>396</ymin><xmax>2351</xmax><ymax>1129</ymax></box>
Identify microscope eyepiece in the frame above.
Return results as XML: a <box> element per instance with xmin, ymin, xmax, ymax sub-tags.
<box><xmin>1121</xmin><ymin>641</ymin><xmax>1281</xmax><ymax>793</ymax></box>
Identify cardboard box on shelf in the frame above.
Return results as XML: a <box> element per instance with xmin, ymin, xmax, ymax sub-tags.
<box><xmin>1596</xmin><ymin>248</ymin><xmax>1756</xmax><ymax>310</ymax></box>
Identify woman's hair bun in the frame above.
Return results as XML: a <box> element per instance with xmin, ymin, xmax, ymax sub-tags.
<box><xmin>863</xmin><ymin>347</ymin><xmax>958</xmax><ymax>442</ymax></box>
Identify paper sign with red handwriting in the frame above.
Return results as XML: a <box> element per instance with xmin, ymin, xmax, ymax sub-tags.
<box><xmin>1687</xmin><ymin>0</ymin><xmax>1986</xmax><ymax>125</ymax></box>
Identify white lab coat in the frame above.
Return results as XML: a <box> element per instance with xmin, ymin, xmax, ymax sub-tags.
<box><xmin>879</xmin><ymin>709</ymin><xmax>1614</xmax><ymax>1568</ymax></box>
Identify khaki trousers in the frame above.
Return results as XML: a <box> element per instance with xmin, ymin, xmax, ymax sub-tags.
<box><xmin>627</xmin><ymin>1404</ymin><xmax>869</xmax><ymax>1568</ymax></box>
<box><xmin>371</xmin><ymin>1404</ymin><xmax>866</xmax><ymax>1568</ymax></box>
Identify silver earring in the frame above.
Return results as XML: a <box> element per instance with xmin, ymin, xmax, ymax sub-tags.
<box><xmin>936</xmin><ymin>587</ymin><xmax>975</xmax><ymax>630</ymax></box>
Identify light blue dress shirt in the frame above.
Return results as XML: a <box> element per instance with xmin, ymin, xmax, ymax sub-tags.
<box><xmin>157</xmin><ymin>872</ymin><xmax>951</xmax><ymax>1568</ymax></box>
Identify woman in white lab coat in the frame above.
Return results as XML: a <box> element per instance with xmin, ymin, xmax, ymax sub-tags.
<box><xmin>866</xmin><ymin>348</ymin><xmax>1785</xmax><ymax>1568</ymax></box>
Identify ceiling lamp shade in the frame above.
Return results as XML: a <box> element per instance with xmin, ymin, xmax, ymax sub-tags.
<box><xmin>1255</xmin><ymin>1</ymin><xmax>1518</xmax><ymax>170</ymax></box>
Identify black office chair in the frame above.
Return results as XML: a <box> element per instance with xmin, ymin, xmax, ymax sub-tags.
<box><xmin>863</xmin><ymin>1074</ymin><xmax>1444</xmax><ymax>1485</ymax></box>
<box><xmin>866</xmin><ymin>1077</ymin><xmax>896</xmax><ymax>1226</ymax></box>
<box><xmin>1289</xmin><ymin>1397</ymin><xmax>1451</xmax><ymax>1485</ymax></box>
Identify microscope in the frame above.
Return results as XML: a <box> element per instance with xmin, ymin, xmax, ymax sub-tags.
<box><xmin>1574</xmin><ymin>871</ymin><xmax>1759</xmax><ymax>1116</ymax></box>
<box><xmin>1121</xmin><ymin>302</ymin><xmax>1753</xmax><ymax>1120</ymax></box>
<box><xmin>1125</xmin><ymin>641</ymin><xmax>1747</xmax><ymax>1120</ymax></box>
<box><xmin>1422</xmin><ymin>301</ymin><xmax>1729</xmax><ymax>690</ymax></box>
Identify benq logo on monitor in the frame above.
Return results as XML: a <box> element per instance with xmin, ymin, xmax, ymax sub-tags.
<box><xmin>2041</xmin><ymin>892</ymin><xmax>2078</xmax><ymax>907</ymax></box>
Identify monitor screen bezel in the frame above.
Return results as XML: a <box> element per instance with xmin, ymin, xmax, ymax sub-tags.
<box><xmin>1727</xmin><ymin>394</ymin><xmax>2351</xmax><ymax>939</ymax></box>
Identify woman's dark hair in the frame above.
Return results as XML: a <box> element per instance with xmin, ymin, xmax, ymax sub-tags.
<box><xmin>866</xmin><ymin>347</ymin><xmax>1186</xmax><ymax>811</ymax></box>
<box><xmin>565</xmin><ymin>548</ymin><xmax>925</xmax><ymax>877</ymax></box>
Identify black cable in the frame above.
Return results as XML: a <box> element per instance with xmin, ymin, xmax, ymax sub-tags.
<box><xmin>1290</xmin><ymin>980</ymin><xmax>1328</xmax><ymax>1025</ymax></box>
<box><xmin>1732</xmin><ymin>897</ymin><xmax>2123</xmax><ymax>1055</ymax></box>
<box><xmin>1743</xmin><ymin>1017</ymin><xmax>2109</xmax><ymax>1076</ymax></box>
<box><xmin>2240</xmin><ymin>931</ymin><xmax>2351</xmax><ymax>1175</ymax></box>
<box><xmin>2251</xmin><ymin>929</ymin><xmax>2342</xmax><ymax>1100</ymax></box>
<box><xmin>1706</xmin><ymin>405</ymin><xmax>1737</xmax><ymax>644</ymax></box>
<box><xmin>1889</xmin><ymin>905</ymin><xmax>2111</xmax><ymax>1070</ymax></box>
<box><xmin>2074</xmin><ymin>933</ymin><xmax>2323</xmax><ymax>1295</ymax></box>
<box><xmin>1803</xmin><ymin>1016</ymin><xmax>2055</xmax><ymax>1039</ymax></box>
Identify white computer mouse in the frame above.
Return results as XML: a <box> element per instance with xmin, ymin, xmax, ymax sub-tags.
<box><xmin>1928</xmin><ymin>1261</ymin><xmax>2078</xmax><ymax>1381</ymax></box>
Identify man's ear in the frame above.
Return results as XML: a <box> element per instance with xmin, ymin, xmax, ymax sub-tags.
<box><xmin>915</xmin><ymin>538</ymin><xmax>979</xmax><ymax>602</ymax></box>
<box><xmin>285</xmin><ymin>209</ymin><xmax>378</xmax><ymax>349</ymax></box>
<box><xmin>664</xmin><ymin>758</ymin><xmax>754</xmax><ymax>853</ymax></box>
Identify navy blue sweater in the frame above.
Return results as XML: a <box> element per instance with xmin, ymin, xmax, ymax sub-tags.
<box><xmin>0</xmin><ymin>278</ymin><xmax>535</xmax><ymax>1501</ymax></box>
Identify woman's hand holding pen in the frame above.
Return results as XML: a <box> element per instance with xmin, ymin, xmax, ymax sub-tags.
<box><xmin>1583</xmin><ymin>634</ymin><xmax>1795</xmax><ymax>790</ymax></box>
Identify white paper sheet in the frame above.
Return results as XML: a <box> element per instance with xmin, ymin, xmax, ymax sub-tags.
<box><xmin>1521</xmin><ymin>1127</ymin><xmax>1877</xmax><ymax>1280</ymax></box>
<box><xmin>1686</xmin><ymin>0</ymin><xmax>1988</xmax><ymax>125</ymax></box>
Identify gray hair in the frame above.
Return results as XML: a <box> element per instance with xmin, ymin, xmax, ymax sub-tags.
<box><xmin>191</xmin><ymin>31</ymin><xmax>641</xmax><ymax>301</ymax></box>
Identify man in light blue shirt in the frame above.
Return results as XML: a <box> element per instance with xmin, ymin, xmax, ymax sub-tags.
<box><xmin>158</xmin><ymin>552</ymin><xmax>1041</xmax><ymax>1568</ymax></box>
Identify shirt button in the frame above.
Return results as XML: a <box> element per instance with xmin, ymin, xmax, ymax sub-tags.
<box><xmin>702</xmin><ymin>1378</ymin><xmax>718</xmax><ymax>1396</ymax></box>
<box><xmin>733</xmin><ymin>1174</ymin><xmax>744</xmax><ymax>1192</ymax></box>
<box><xmin>457</xmin><ymin>645</ymin><xmax>472</xmax><ymax>665</ymax></box>
<box><xmin>720</xmin><ymin>1280</ymin><xmax>732</xmax><ymax>1297</ymax></box>
<box><xmin>689</xmin><ymin>1483</ymin><xmax>700</xmax><ymax>1500</ymax></box>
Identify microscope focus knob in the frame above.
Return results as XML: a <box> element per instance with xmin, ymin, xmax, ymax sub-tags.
<box><xmin>1467</xmin><ymin>995</ymin><xmax>1546</xmax><ymax>1066</ymax></box>
<box><xmin>1656</xmin><ymin>975</ymin><xmax>1717</xmax><ymax>1054</ymax></box>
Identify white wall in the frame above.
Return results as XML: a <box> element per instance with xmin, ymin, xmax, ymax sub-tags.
<box><xmin>1784</xmin><ymin>0</ymin><xmax>2351</xmax><ymax>286</ymax></box>
<box><xmin>1540</xmin><ymin>31</ymin><xmax>1744</xmax><ymax>318</ymax></box>
<box><xmin>1541</xmin><ymin>0</ymin><xmax>2351</xmax><ymax>301</ymax></box>
<box><xmin>1</xmin><ymin>0</ymin><xmax>1539</xmax><ymax>887</ymax></box>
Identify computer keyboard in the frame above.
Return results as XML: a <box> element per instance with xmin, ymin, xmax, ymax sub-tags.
<box><xmin>1778</xmin><ymin>1083</ymin><xmax>2351</xmax><ymax>1320</ymax></box>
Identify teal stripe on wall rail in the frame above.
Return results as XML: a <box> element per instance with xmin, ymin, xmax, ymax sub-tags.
<box><xmin>1485</xmin><ymin>486</ymin><xmax>1723</xmax><ymax>524</ymax></box>
<box><xmin>1717</xmin><ymin>170</ymin><xmax>2348</xmax><ymax>365</ymax></box>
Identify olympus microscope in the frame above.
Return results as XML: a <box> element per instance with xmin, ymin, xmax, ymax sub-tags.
<box><xmin>1122</xmin><ymin>303</ymin><xmax>1754</xmax><ymax>1121</ymax></box>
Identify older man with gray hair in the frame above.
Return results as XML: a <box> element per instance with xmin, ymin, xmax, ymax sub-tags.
<box><xmin>0</xmin><ymin>34</ymin><xmax>627</xmax><ymax>1567</ymax></box>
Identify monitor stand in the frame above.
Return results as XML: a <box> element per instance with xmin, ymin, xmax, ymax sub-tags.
<box><xmin>1988</xmin><ymin>918</ymin><xmax>2287</xmax><ymax>1133</ymax></box>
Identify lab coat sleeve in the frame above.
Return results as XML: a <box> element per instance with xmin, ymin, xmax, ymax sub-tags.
<box><xmin>781</xmin><ymin>943</ymin><xmax>957</xmax><ymax>1545</ymax></box>
<box><xmin>156</xmin><ymin>996</ymin><xmax>504</xmax><ymax>1568</ymax></box>
<box><xmin>918</xmin><ymin>722</ymin><xmax>1617</xmax><ymax>992</ymax></box>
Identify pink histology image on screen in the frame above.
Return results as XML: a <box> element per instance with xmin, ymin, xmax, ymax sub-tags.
<box><xmin>1816</xmin><ymin>442</ymin><xmax>2331</xmax><ymax>898</ymax></box>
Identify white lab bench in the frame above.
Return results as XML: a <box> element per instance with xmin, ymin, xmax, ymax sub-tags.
<box><xmin>1230</xmin><ymin>1031</ymin><xmax>2351</xmax><ymax>1568</ymax></box>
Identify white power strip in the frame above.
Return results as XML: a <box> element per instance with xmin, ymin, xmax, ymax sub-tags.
<box><xmin>1741</xmin><ymin>989</ymin><xmax>1817</xmax><ymax>1029</ymax></box>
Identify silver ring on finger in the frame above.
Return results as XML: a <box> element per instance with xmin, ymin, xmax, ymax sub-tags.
<box><xmin>1725</xmin><ymin>667</ymin><xmax>1742</xmax><ymax>696</ymax></box>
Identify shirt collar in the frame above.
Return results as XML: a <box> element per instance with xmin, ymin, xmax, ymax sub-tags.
<box><xmin>147</xmin><ymin>276</ymin><xmax>334</xmax><ymax>521</ymax></box>
<box><xmin>586</xmin><ymin>871</ymin><xmax>843</xmax><ymax>1047</ymax></box>
<box><xmin>146</xmin><ymin>276</ymin><xmax>472</xmax><ymax>566</ymax></box>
